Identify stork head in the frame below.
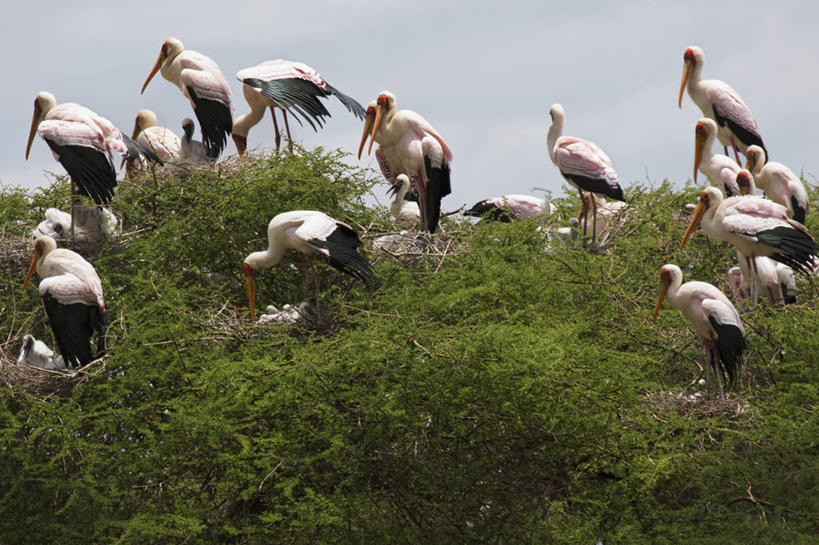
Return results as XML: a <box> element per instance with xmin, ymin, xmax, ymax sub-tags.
<box><xmin>141</xmin><ymin>38</ymin><xmax>183</xmax><ymax>94</ymax></box>
<box><xmin>693</xmin><ymin>118</ymin><xmax>715</xmax><ymax>182</ymax></box>
<box><xmin>368</xmin><ymin>91</ymin><xmax>396</xmax><ymax>155</ymax></box>
<box><xmin>679</xmin><ymin>46</ymin><xmax>704</xmax><ymax>108</ymax></box>
<box><xmin>26</xmin><ymin>92</ymin><xmax>56</xmax><ymax>160</ymax></box>
<box><xmin>22</xmin><ymin>236</ymin><xmax>56</xmax><ymax>291</ymax></box>
<box><xmin>653</xmin><ymin>264</ymin><xmax>681</xmax><ymax>322</ymax></box>
<box><xmin>132</xmin><ymin>109</ymin><xmax>158</xmax><ymax>139</ymax></box>
<box><xmin>681</xmin><ymin>187</ymin><xmax>720</xmax><ymax>249</ymax></box>
<box><xmin>736</xmin><ymin>169</ymin><xmax>753</xmax><ymax>195</ymax></box>
<box><xmin>744</xmin><ymin>145</ymin><xmax>765</xmax><ymax>173</ymax></box>
<box><xmin>548</xmin><ymin>103</ymin><xmax>565</xmax><ymax>123</ymax></box>
<box><xmin>243</xmin><ymin>261</ymin><xmax>258</xmax><ymax>322</ymax></box>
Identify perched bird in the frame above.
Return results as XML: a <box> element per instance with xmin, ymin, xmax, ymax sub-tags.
<box><xmin>777</xmin><ymin>262</ymin><xmax>798</xmax><ymax>304</ymax></box>
<box><xmin>21</xmin><ymin>236</ymin><xmax>106</xmax><ymax>368</ymax></box>
<box><xmin>577</xmin><ymin>193</ymin><xmax>627</xmax><ymax>242</ymax></box>
<box><xmin>25</xmin><ymin>91</ymin><xmax>158</xmax><ymax>204</ymax></box>
<box><xmin>358</xmin><ymin>92</ymin><xmax>452</xmax><ymax>233</ymax></box>
<box><xmin>31</xmin><ymin>208</ymin><xmax>72</xmax><ymax>240</ymax></box>
<box><xmin>17</xmin><ymin>334</ymin><xmax>66</xmax><ymax>370</ymax></box>
<box><xmin>466</xmin><ymin>194</ymin><xmax>555</xmax><ymax>222</ymax></box>
<box><xmin>547</xmin><ymin>103</ymin><xmax>625</xmax><ymax>245</ymax></box>
<box><xmin>678</xmin><ymin>46</ymin><xmax>766</xmax><ymax>162</ymax></box>
<box><xmin>653</xmin><ymin>263</ymin><xmax>746</xmax><ymax>400</ymax></box>
<box><xmin>141</xmin><ymin>37</ymin><xmax>233</xmax><ymax>159</ymax></box>
<box><xmin>745</xmin><ymin>145</ymin><xmax>809</xmax><ymax>224</ymax></box>
<box><xmin>730</xmin><ymin>257</ymin><xmax>787</xmax><ymax>307</ymax></box>
<box><xmin>233</xmin><ymin>60</ymin><xmax>365</xmax><ymax>154</ymax></box>
<box><xmin>693</xmin><ymin>118</ymin><xmax>744</xmax><ymax>196</ymax></box>
<box><xmin>680</xmin><ymin>185</ymin><xmax>819</xmax><ymax>289</ymax></box>
<box><xmin>243</xmin><ymin>211</ymin><xmax>378</xmax><ymax>321</ymax></box>
<box><xmin>128</xmin><ymin>109</ymin><xmax>181</xmax><ymax>163</ymax></box>
<box><xmin>388</xmin><ymin>174</ymin><xmax>421</xmax><ymax>224</ymax></box>
<box><xmin>179</xmin><ymin>118</ymin><xmax>209</xmax><ymax>165</ymax></box>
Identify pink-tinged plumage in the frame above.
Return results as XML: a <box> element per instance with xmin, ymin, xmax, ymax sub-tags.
<box><xmin>21</xmin><ymin>236</ymin><xmax>106</xmax><ymax>368</ymax></box>
<box><xmin>25</xmin><ymin>92</ymin><xmax>150</xmax><ymax>204</ymax></box>
<box><xmin>242</xmin><ymin>211</ymin><xmax>377</xmax><ymax>321</ymax></box>
<box><xmin>233</xmin><ymin>60</ymin><xmax>364</xmax><ymax>153</ymax></box>
<box><xmin>745</xmin><ymin>145</ymin><xmax>809</xmax><ymax>224</ymax></box>
<box><xmin>466</xmin><ymin>194</ymin><xmax>555</xmax><ymax>221</ymax></box>
<box><xmin>141</xmin><ymin>38</ymin><xmax>233</xmax><ymax>159</ymax></box>
<box><xmin>130</xmin><ymin>109</ymin><xmax>180</xmax><ymax>163</ymax></box>
<box><xmin>679</xmin><ymin>46</ymin><xmax>766</xmax><ymax>162</ymax></box>
<box><xmin>653</xmin><ymin>264</ymin><xmax>746</xmax><ymax>399</ymax></box>
<box><xmin>681</xmin><ymin>186</ymin><xmax>819</xmax><ymax>276</ymax></box>
<box><xmin>359</xmin><ymin>92</ymin><xmax>452</xmax><ymax>233</ymax></box>
<box><xmin>693</xmin><ymin>118</ymin><xmax>744</xmax><ymax>196</ymax></box>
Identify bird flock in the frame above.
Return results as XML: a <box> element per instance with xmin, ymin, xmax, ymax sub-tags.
<box><xmin>17</xmin><ymin>41</ymin><xmax>818</xmax><ymax>401</ymax></box>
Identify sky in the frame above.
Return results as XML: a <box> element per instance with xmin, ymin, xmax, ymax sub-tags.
<box><xmin>3</xmin><ymin>1</ymin><xmax>818</xmax><ymax>212</ymax></box>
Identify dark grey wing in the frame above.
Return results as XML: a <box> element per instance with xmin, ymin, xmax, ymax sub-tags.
<box><xmin>42</xmin><ymin>292</ymin><xmax>105</xmax><ymax>369</ymax></box>
<box><xmin>187</xmin><ymin>86</ymin><xmax>233</xmax><ymax>159</ymax></box>
<box><xmin>323</xmin><ymin>82</ymin><xmax>366</xmax><ymax>120</ymax></box>
<box><xmin>308</xmin><ymin>223</ymin><xmax>378</xmax><ymax>290</ymax></box>
<box><xmin>122</xmin><ymin>134</ymin><xmax>163</xmax><ymax>165</ymax></box>
<box><xmin>45</xmin><ymin>139</ymin><xmax>116</xmax><ymax>204</ymax></box>
<box><xmin>708</xmin><ymin>316</ymin><xmax>746</xmax><ymax>384</ymax></box>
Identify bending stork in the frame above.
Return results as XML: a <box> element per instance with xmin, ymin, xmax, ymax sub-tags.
<box><xmin>233</xmin><ymin>60</ymin><xmax>365</xmax><ymax>154</ymax></box>
<box><xmin>180</xmin><ymin>118</ymin><xmax>209</xmax><ymax>165</ymax></box>
<box><xmin>678</xmin><ymin>46</ymin><xmax>766</xmax><ymax>163</ymax></box>
<box><xmin>21</xmin><ymin>236</ymin><xmax>106</xmax><ymax>368</ymax></box>
<box><xmin>243</xmin><ymin>211</ymin><xmax>378</xmax><ymax>321</ymax></box>
<box><xmin>547</xmin><ymin>103</ymin><xmax>625</xmax><ymax>245</ymax></box>
<box><xmin>745</xmin><ymin>145</ymin><xmax>809</xmax><ymax>224</ymax></box>
<box><xmin>141</xmin><ymin>37</ymin><xmax>233</xmax><ymax>159</ymax></box>
<box><xmin>388</xmin><ymin>174</ymin><xmax>421</xmax><ymax>224</ymax></box>
<box><xmin>693</xmin><ymin>117</ymin><xmax>745</xmax><ymax>196</ymax></box>
<box><xmin>466</xmin><ymin>194</ymin><xmax>555</xmax><ymax>222</ymax></box>
<box><xmin>653</xmin><ymin>263</ymin><xmax>746</xmax><ymax>400</ymax></box>
<box><xmin>358</xmin><ymin>92</ymin><xmax>453</xmax><ymax>234</ymax></box>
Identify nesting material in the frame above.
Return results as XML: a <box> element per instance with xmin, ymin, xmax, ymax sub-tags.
<box><xmin>257</xmin><ymin>302</ymin><xmax>311</xmax><ymax>325</ymax></box>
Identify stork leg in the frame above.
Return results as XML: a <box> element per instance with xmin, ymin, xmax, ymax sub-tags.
<box><xmin>710</xmin><ymin>341</ymin><xmax>726</xmax><ymax>401</ymax></box>
<box><xmin>311</xmin><ymin>260</ymin><xmax>321</xmax><ymax>322</ymax></box>
<box><xmin>414</xmin><ymin>173</ymin><xmax>429</xmax><ymax>233</ymax></box>
<box><xmin>270</xmin><ymin>107</ymin><xmax>281</xmax><ymax>151</ymax></box>
<box><xmin>724</xmin><ymin>144</ymin><xmax>730</xmax><ymax>157</ymax></box>
<box><xmin>300</xmin><ymin>253</ymin><xmax>311</xmax><ymax>301</ymax></box>
<box><xmin>591</xmin><ymin>196</ymin><xmax>599</xmax><ymax>248</ymax></box>
<box><xmin>730</xmin><ymin>138</ymin><xmax>742</xmax><ymax>164</ymax></box>
<box><xmin>746</xmin><ymin>255</ymin><xmax>760</xmax><ymax>307</ymax></box>
<box><xmin>69</xmin><ymin>178</ymin><xmax>78</xmax><ymax>240</ymax></box>
<box><xmin>578</xmin><ymin>189</ymin><xmax>587</xmax><ymax>240</ymax></box>
<box><xmin>702</xmin><ymin>341</ymin><xmax>712</xmax><ymax>396</ymax></box>
<box><xmin>282</xmin><ymin>111</ymin><xmax>293</xmax><ymax>152</ymax></box>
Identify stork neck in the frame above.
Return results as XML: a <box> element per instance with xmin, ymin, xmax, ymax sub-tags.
<box><xmin>245</xmin><ymin>247</ymin><xmax>285</xmax><ymax>271</ymax></box>
<box><xmin>233</xmin><ymin>108</ymin><xmax>264</xmax><ymax>139</ymax></box>
<box><xmin>547</xmin><ymin>119</ymin><xmax>562</xmax><ymax>161</ymax></box>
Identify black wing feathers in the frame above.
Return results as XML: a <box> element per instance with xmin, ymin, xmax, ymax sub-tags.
<box><xmin>42</xmin><ymin>292</ymin><xmax>105</xmax><ymax>369</ymax></box>
<box><xmin>465</xmin><ymin>200</ymin><xmax>513</xmax><ymax>222</ymax></box>
<box><xmin>708</xmin><ymin>316</ymin><xmax>746</xmax><ymax>384</ymax></box>
<box><xmin>122</xmin><ymin>134</ymin><xmax>163</xmax><ymax>165</ymax></box>
<box><xmin>755</xmin><ymin>227</ymin><xmax>819</xmax><ymax>275</ymax></box>
<box><xmin>323</xmin><ymin>82</ymin><xmax>366</xmax><ymax>120</ymax></box>
<box><xmin>308</xmin><ymin>223</ymin><xmax>378</xmax><ymax>290</ymax></box>
<box><xmin>711</xmin><ymin>104</ymin><xmax>768</xmax><ymax>162</ymax></box>
<box><xmin>187</xmin><ymin>86</ymin><xmax>233</xmax><ymax>159</ymax></box>
<box><xmin>561</xmin><ymin>172</ymin><xmax>625</xmax><ymax>202</ymax></box>
<box><xmin>424</xmin><ymin>156</ymin><xmax>451</xmax><ymax>234</ymax></box>
<box><xmin>45</xmin><ymin>139</ymin><xmax>116</xmax><ymax>204</ymax></box>
<box><xmin>790</xmin><ymin>196</ymin><xmax>806</xmax><ymax>225</ymax></box>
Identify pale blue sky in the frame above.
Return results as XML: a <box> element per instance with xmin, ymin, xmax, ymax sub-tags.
<box><xmin>3</xmin><ymin>1</ymin><xmax>817</xmax><ymax>210</ymax></box>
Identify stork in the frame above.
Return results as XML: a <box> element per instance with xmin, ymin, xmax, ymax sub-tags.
<box><xmin>678</xmin><ymin>46</ymin><xmax>767</xmax><ymax>163</ymax></box>
<box><xmin>17</xmin><ymin>334</ymin><xmax>66</xmax><ymax>370</ymax></box>
<box><xmin>21</xmin><ymin>236</ymin><xmax>106</xmax><ymax>368</ymax></box>
<box><xmin>653</xmin><ymin>263</ymin><xmax>746</xmax><ymax>400</ymax></box>
<box><xmin>745</xmin><ymin>145</ymin><xmax>809</xmax><ymax>224</ymax></box>
<box><xmin>388</xmin><ymin>174</ymin><xmax>421</xmax><ymax>224</ymax></box>
<box><xmin>141</xmin><ymin>37</ymin><xmax>233</xmax><ymax>159</ymax></box>
<box><xmin>233</xmin><ymin>60</ymin><xmax>365</xmax><ymax>154</ymax></box>
<box><xmin>547</xmin><ymin>103</ymin><xmax>625</xmax><ymax>246</ymax></box>
<box><xmin>25</xmin><ymin>91</ymin><xmax>158</xmax><ymax>205</ymax></box>
<box><xmin>692</xmin><ymin>118</ymin><xmax>744</xmax><ymax>196</ymax></box>
<box><xmin>358</xmin><ymin>92</ymin><xmax>452</xmax><ymax>234</ymax></box>
<box><xmin>243</xmin><ymin>211</ymin><xmax>378</xmax><ymax>321</ymax></box>
<box><xmin>179</xmin><ymin>118</ymin><xmax>209</xmax><ymax>165</ymax></box>
<box><xmin>466</xmin><ymin>194</ymin><xmax>555</xmax><ymax>222</ymax></box>
<box><xmin>129</xmin><ymin>109</ymin><xmax>181</xmax><ymax>163</ymax></box>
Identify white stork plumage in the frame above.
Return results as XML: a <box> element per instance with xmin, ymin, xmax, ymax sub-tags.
<box><xmin>233</xmin><ymin>60</ymin><xmax>365</xmax><ymax>154</ymax></box>
<box><xmin>17</xmin><ymin>334</ymin><xmax>66</xmax><ymax>370</ymax></box>
<box><xmin>578</xmin><ymin>193</ymin><xmax>627</xmax><ymax>242</ymax></box>
<box><xmin>679</xmin><ymin>46</ymin><xmax>767</xmax><ymax>163</ymax></box>
<box><xmin>745</xmin><ymin>145</ymin><xmax>809</xmax><ymax>224</ymax></box>
<box><xmin>693</xmin><ymin>117</ymin><xmax>745</xmax><ymax>196</ymax></box>
<box><xmin>141</xmin><ymin>37</ymin><xmax>233</xmax><ymax>160</ymax></box>
<box><xmin>243</xmin><ymin>211</ymin><xmax>378</xmax><ymax>321</ymax></box>
<box><xmin>547</xmin><ymin>103</ymin><xmax>625</xmax><ymax>244</ymax></box>
<box><xmin>653</xmin><ymin>263</ymin><xmax>746</xmax><ymax>400</ymax></box>
<box><xmin>680</xmin><ymin>185</ymin><xmax>819</xmax><ymax>281</ymax></box>
<box><xmin>25</xmin><ymin>92</ymin><xmax>158</xmax><ymax>204</ymax></box>
<box><xmin>465</xmin><ymin>194</ymin><xmax>555</xmax><ymax>222</ymax></box>
<box><xmin>130</xmin><ymin>109</ymin><xmax>181</xmax><ymax>162</ymax></box>
<box><xmin>21</xmin><ymin>236</ymin><xmax>106</xmax><ymax>368</ymax></box>
<box><xmin>358</xmin><ymin>92</ymin><xmax>453</xmax><ymax>234</ymax></box>
<box><xmin>388</xmin><ymin>174</ymin><xmax>421</xmax><ymax>224</ymax></box>
<box><xmin>179</xmin><ymin>118</ymin><xmax>209</xmax><ymax>165</ymax></box>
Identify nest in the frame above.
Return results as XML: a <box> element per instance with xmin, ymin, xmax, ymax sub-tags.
<box><xmin>363</xmin><ymin>223</ymin><xmax>463</xmax><ymax>271</ymax></box>
<box><xmin>0</xmin><ymin>231</ymin><xmax>33</xmax><ymax>278</ymax></box>
<box><xmin>0</xmin><ymin>350</ymin><xmax>106</xmax><ymax>399</ymax></box>
<box><xmin>643</xmin><ymin>388</ymin><xmax>751</xmax><ymax>421</ymax></box>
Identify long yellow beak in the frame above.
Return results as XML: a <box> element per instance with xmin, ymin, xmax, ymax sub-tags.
<box><xmin>652</xmin><ymin>281</ymin><xmax>669</xmax><ymax>322</ymax></box>
<box><xmin>246</xmin><ymin>274</ymin><xmax>257</xmax><ymax>322</ymax></box>
<box><xmin>678</xmin><ymin>61</ymin><xmax>692</xmax><ymax>108</ymax></box>
<box><xmin>141</xmin><ymin>49</ymin><xmax>166</xmax><ymax>94</ymax></box>
<box><xmin>680</xmin><ymin>200</ymin><xmax>706</xmax><ymax>249</ymax></box>
<box><xmin>693</xmin><ymin>134</ymin><xmax>704</xmax><ymax>184</ymax></box>
<box><xmin>22</xmin><ymin>250</ymin><xmax>39</xmax><ymax>290</ymax></box>
<box><xmin>357</xmin><ymin>106</ymin><xmax>375</xmax><ymax>160</ymax></box>
<box><xmin>25</xmin><ymin>102</ymin><xmax>41</xmax><ymax>160</ymax></box>
<box><xmin>368</xmin><ymin>103</ymin><xmax>386</xmax><ymax>156</ymax></box>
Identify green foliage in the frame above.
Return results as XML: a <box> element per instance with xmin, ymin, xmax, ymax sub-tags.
<box><xmin>1</xmin><ymin>153</ymin><xmax>817</xmax><ymax>544</ymax></box>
